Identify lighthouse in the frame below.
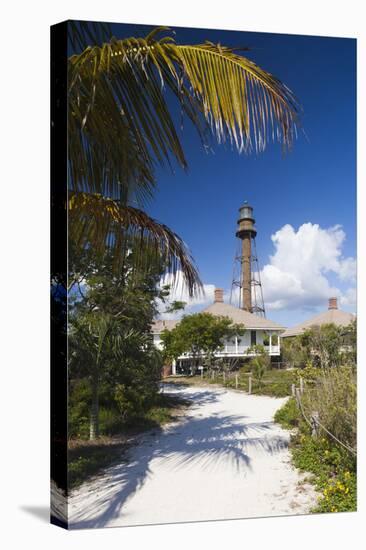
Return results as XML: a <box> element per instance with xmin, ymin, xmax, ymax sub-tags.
<box><xmin>231</xmin><ymin>201</ymin><xmax>265</xmax><ymax>316</ymax></box>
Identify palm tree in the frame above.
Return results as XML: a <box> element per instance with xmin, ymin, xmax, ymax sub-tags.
<box><xmin>67</xmin><ymin>23</ymin><xmax>300</xmax><ymax>296</ymax></box>
<box><xmin>69</xmin><ymin>312</ymin><xmax>112</xmax><ymax>439</ymax></box>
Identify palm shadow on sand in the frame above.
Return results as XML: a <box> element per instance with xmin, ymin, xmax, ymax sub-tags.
<box><xmin>70</xmin><ymin>387</ymin><xmax>288</xmax><ymax>529</ymax></box>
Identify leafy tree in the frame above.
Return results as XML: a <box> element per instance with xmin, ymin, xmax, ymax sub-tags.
<box><xmin>70</xmin><ymin>310</ymin><xmax>162</xmax><ymax>439</ymax></box>
<box><xmin>281</xmin><ymin>322</ymin><xmax>357</xmax><ymax>371</ymax></box>
<box><xmin>161</xmin><ymin>312</ymin><xmax>245</xmax><ymax>369</ymax></box>
<box><xmin>64</xmin><ymin>20</ymin><xmax>302</xmax><ymax>442</ymax></box>
<box><xmin>339</xmin><ymin>319</ymin><xmax>357</xmax><ymax>368</ymax></box>
<box><xmin>281</xmin><ymin>337</ymin><xmax>309</xmax><ymax>369</ymax></box>
<box><xmin>68</xmin><ymin>249</ymin><xmax>165</xmax><ymax>439</ymax></box>
<box><xmin>164</xmin><ymin>301</ymin><xmax>187</xmax><ymax>315</ymax></box>
<box><xmin>66</xmin><ymin>23</ymin><xmax>300</xmax><ymax>294</ymax></box>
<box><xmin>69</xmin><ymin>312</ymin><xmax>121</xmax><ymax>439</ymax></box>
<box><xmin>301</xmin><ymin>324</ymin><xmax>343</xmax><ymax>370</ymax></box>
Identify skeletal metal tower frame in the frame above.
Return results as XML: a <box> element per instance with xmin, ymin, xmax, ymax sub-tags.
<box><xmin>230</xmin><ymin>203</ymin><xmax>266</xmax><ymax>317</ymax></box>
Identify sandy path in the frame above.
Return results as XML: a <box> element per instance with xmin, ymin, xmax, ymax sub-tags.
<box><xmin>69</xmin><ymin>384</ymin><xmax>318</xmax><ymax>529</ymax></box>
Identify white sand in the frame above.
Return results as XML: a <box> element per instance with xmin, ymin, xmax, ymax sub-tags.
<box><xmin>68</xmin><ymin>384</ymin><xmax>319</xmax><ymax>529</ymax></box>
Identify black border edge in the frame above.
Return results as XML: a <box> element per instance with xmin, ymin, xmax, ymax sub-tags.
<box><xmin>50</xmin><ymin>20</ymin><xmax>69</xmax><ymax>530</ymax></box>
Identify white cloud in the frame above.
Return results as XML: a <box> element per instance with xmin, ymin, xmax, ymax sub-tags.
<box><xmin>337</xmin><ymin>257</ymin><xmax>357</xmax><ymax>282</ymax></box>
<box><xmin>339</xmin><ymin>287</ymin><xmax>357</xmax><ymax>308</ymax></box>
<box><xmin>260</xmin><ymin>223</ymin><xmax>356</xmax><ymax>311</ymax></box>
<box><xmin>157</xmin><ymin>271</ymin><xmax>215</xmax><ymax>320</ymax></box>
<box><xmin>155</xmin><ymin>223</ymin><xmax>356</xmax><ymax>319</ymax></box>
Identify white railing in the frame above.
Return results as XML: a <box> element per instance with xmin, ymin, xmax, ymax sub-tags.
<box><xmin>178</xmin><ymin>345</ymin><xmax>280</xmax><ymax>359</ymax></box>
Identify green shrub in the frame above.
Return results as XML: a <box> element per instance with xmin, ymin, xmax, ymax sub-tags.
<box><xmin>292</xmin><ymin>365</ymin><xmax>322</xmax><ymax>384</ymax></box>
<box><xmin>98</xmin><ymin>407</ymin><xmax>122</xmax><ymax>435</ymax></box>
<box><xmin>291</xmin><ymin>432</ymin><xmax>356</xmax><ymax>513</ymax></box>
<box><xmin>251</xmin><ymin>359</ymin><xmax>267</xmax><ymax>389</ymax></box>
<box><xmin>68</xmin><ymin>440</ymin><xmax>128</xmax><ymax>488</ymax></box>
<box><xmin>249</xmin><ymin>346</ymin><xmax>270</xmax><ymax>389</ymax></box>
<box><xmin>274</xmin><ymin>389</ymin><xmax>357</xmax><ymax>514</ymax></box>
<box><xmin>253</xmin><ymin>369</ymin><xmax>293</xmax><ymax>397</ymax></box>
<box><xmin>68</xmin><ymin>379</ymin><xmax>124</xmax><ymax>439</ymax></box>
<box><xmin>68</xmin><ymin>379</ymin><xmax>92</xmax><ymax>439</ymax></box>
<box><xmin>68</xmin><ymin>392</ymin><xmax>189</xmax><ymax>488</ymax></box>
<box><xmin>239</xmin><ymin>362</ymin><xmax>252</xmax><ymax>374</ymax></box>
<box><xmin>274</xmin><ymin>397</ymin><xmax>300</xmax><ymax>428</ymax></box>
<box><xmin>211</xmin><ymin>368</ymin><xmax>293</xmax><ymax>397</ymax></box>
<box><xmin>316</xmin><ymin>470</ymin><xmax>357</xmax><ymax>513</ymax></box>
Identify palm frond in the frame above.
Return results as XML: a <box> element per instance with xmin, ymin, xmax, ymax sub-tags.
<box><xmin>68</xmin><ymin>29</ymin><xmax>300</xmax><ymax>201</ymax></box>
<box><xmin>68</xmin><ymin>20</ymin><xmax>113</xmax><ymax>54</ymax></box>
<box><xmin>68</xmin><ymin>192</ymin><xmax>202</xmax><ymax>297</ymax></box>
<box><xmin>67</xmin><ymin>27</ymin><xmax>300</xmax><ymax>299</ymax></box>
<box><xmin>68</xmin><ymin>33</ymin><xmax>199</xmax><ymax>203</ymax></box>
<box><xmin>176</xmin><ymin>42</ymin><xmax>300</xmax><ymax>153</ymax></box>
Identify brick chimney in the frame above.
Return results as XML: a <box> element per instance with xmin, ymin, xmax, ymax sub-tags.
<box><xmin>328</xmin><ymin>297</ymin><xmax>338</xmax><ymax>310</ymax></box>
<box><xmin>214</xmin><ymin>288</ymin><xmax>224</xmax><ymax>303</ymax></box>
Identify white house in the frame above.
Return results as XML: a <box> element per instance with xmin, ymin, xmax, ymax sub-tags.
<box><xmin>152</xmin><ymin>288</ymin><xmax>285</xmax><ymax>375</ymax></box>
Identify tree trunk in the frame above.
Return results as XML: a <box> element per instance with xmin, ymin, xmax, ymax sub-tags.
<box><xmin>89</xmin><ymin>376</ymin><xmax>99</xmax><ymax>440</ymax></box>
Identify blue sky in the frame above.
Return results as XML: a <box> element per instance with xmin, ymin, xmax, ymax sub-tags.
<box><xmin>108</xmin><ymin>22</ymin><xmax>356</xmax><ymax>327</ymax></box>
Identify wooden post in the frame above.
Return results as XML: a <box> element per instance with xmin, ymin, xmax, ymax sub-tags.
<box><xmin>201</xmin><ymin>368</ymin><xmax>203</xmax><ymax>379</ymax></box>
<box><xmin>235</xmin><ymin>374</ymin><xmax>239</xmax><ymax>389</ymax></box>
<box><xmin>223</xmin><ymin>372</ymin><xmax>226</xmax><ymax>384</ymax></box>
<box><xmin>248</xmin><ymin>376</ymin><xmax>252</xmax><ymax>395</ymax></box>
<box><xmin>295</xmin><ymin>387</ymin><xmax>301</xmax><ymax>408</ymax></box>
<box><xmin>291</xmin><ymin>383</ymin><xmax>295</xmax><ymax>397</ymax></box>
<box><xmin>211</xmin><ymin>370</ymin><xmax>214</xmax><ymax>380</ymax></box>
<box><xmin>311</xmin><ymin>411</ymin><xmax>319</xmax><ymax>438</ymax></box>
<box><xmin>300</xmin><ymin>377</ymin><xmax>304</xmax><ymax>394</ymax></box>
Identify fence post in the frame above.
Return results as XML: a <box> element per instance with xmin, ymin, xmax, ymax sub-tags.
<box><xmin>201</xmin><ymin>368</ymin><xmax>203</xmax><ymax>379</ymax></box>
<box><xmin>211</xmin><ymin>370</ymin><xmax>214</xmax><ymax>380</ymax></box>
<box><xmin>235</xmin><ymin>374</ymin><xmax>239</xmax><ymax>389</ymax></box>
<box><xmin>291</xmin><ymin>383</ymin><xmax>295</xmax><ymax>397</ymax></box>
<box><xmin>248</xmin><ymin>376</ymin><xmax>252</xmax><ymax>395</ymax></box>
<box><xmin>223</xmin><ymin>372</ymin><xmax>226</xmax><ymax>384</ymax></box>
<box><xmin>295</xmin><ymin>387</ymin><xmax>301</xmax><ymax>408</ymax></box>
<box><xmin>311</xmin><ymin>411</ymin><xmax>319</xmax><ymax>438</ymax></box>
<box><xmin>300</xmin><ymin>377</ymin><xmax>304</xmax><ymax>394</ymax></box>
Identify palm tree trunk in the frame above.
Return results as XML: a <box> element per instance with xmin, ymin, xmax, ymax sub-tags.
<box><xmin>89</xmin><ymin>375</ymin><xmax>99</xmax><ymax>440</ymax></box>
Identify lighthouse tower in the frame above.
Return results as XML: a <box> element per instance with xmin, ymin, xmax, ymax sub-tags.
<box><xmin>230</xmin><ymin>202</ymin><xmax>265</xmax><ymax>316</ymax></box>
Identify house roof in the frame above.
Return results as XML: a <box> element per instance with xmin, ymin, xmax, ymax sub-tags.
<box><xmin>152</xmin><ymin>302</ymin><xmax>285</xmax><ymax>333</ymax></box>
<box><xmin>151</xmin><ymin>319</ymin><xmax>179</xmax><ymax>334</ymax></box>
<box><xmin>281</xmin><ymin>308</ymin><xmax>355</xmax><ymax>338</ymax></box>
<box><xmin>202</xmin><ymin>301</ymin><xmax>285</xmax><ymax>330</ymax></box>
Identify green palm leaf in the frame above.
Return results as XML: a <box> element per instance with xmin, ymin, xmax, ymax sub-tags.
<box><xmin>69</xmin><ymin>28</ymin><xmax>300</xmax><ymax>200</ymax></box>
<box><xmin>67</xmin><ymin>27</ymin><xmax>300</xmax><ymax>296</ymax></box>
<box><xmin>68</xmin><ymin>20</ymin><xmax>113</xmax><ymax>53</ymax></box>
<box><xmin>69</xmin><ymin>192</ymin><xmax>202</xmax><ymax>296</ymax></box>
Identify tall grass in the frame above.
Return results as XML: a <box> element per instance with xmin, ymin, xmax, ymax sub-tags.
<box><xmin>302</xmin><ymin>366</ymin><xmax>356</xmax><ymax>454</ymax></box>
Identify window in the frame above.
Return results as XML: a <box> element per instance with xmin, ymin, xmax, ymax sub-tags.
<box><xmin>251</xmin><ymin>330</ymin><xmax>257</xmax><ymax>346</ymax></box>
